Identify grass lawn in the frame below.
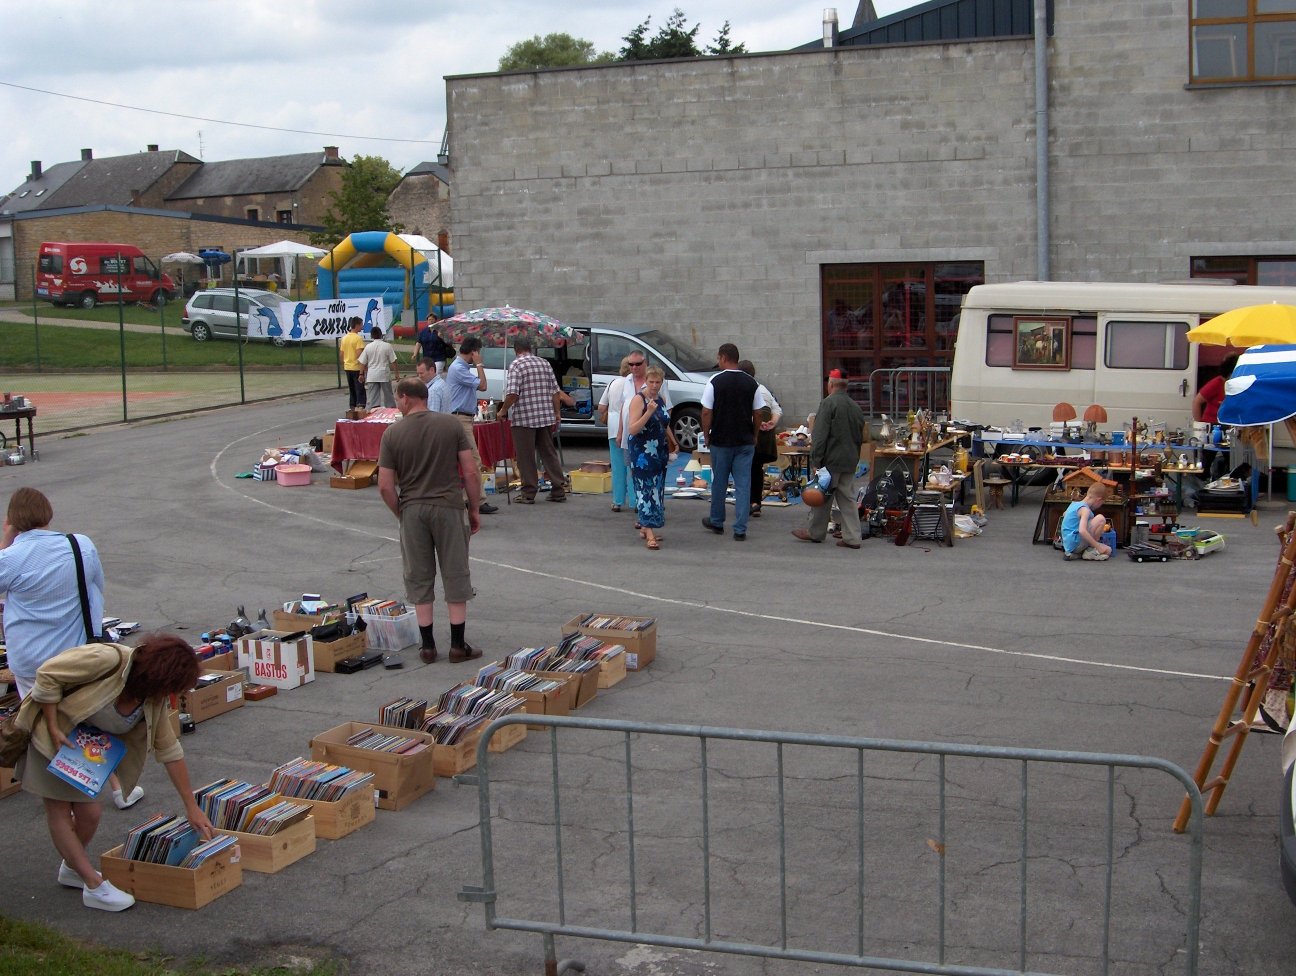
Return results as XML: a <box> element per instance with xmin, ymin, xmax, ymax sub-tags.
<box><xmin>2</xmin><ymin>323</ymin><xmax>340</xmax><ymax>370</ymax></box>
<box><xmin>3</xmin><ymin>299</ymin><xmax>189</xmax><ymax>329</ymax></box>
<box><xmin>0</xmin><ymin>915</ymin><xmax>339</xmax><ymax>975</ymax></box>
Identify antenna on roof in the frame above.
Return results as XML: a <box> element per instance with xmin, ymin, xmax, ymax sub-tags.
<box><xmin>197</xmin><ymin>130</ymin><xmax>204</xmax><ymax>160</ymax></box>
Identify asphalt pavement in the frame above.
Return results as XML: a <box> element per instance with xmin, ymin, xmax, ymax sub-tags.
<box><xmin>0</xmin><ymin>391</ymin><xmax>1292</xmax><ymax>976</ymax></box>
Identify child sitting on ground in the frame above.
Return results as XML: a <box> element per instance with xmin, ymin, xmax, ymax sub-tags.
<box><xmin>1061</xmin><ymin>483</ymin><xmax>1113</xmax><ymax>561</ymax></box>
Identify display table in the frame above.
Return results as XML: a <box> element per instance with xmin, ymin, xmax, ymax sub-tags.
<box><xmin>0</xmin><ymin>405</ymin><xmax>37</xmax><ymax>460</ymax></box>
<box><xmin>874</xmin><ymin>436</ymin><xmax>956</xmax><ymax>485</ymax></box>
<box><xmin>330</xmin><ymin>414</ymin><xmax>515</xmax><ymax>473</ymax></box>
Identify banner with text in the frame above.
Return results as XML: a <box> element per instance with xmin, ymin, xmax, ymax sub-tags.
<box><xmin>245</xmin><ymin>297</ymin><xmax>393</xmax><ymax>342</ymax></box>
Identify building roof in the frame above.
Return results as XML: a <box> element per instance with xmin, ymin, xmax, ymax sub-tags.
<box><xmin>794</xmin><ymin>0</ymin><xmax>1048</xmax><ymax>52</ymax></box>
<box><xmin>0</xmin><ymin>160</ymin><xmax>86</xmax><ymax>216</ymax></box>
<box><xmin>402</xmin><ymin>161</ymin><xmax>450</xmax><ymax>184</ymax></box>
<box><xmin>167</xmin><ymin>150</ymin><xmax>344</xmax><ymax>200</ymax></box>
<box><xmin>40</xmin><ymin>150</ymin><xmax>200</xmax><ymax>209</ymax></box>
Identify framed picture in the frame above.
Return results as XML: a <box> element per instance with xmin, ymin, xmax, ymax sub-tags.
<box><xmin>1012</xmin><ymin>317</ymin><xmax>1071</xmax><ymax>370</ymax></box>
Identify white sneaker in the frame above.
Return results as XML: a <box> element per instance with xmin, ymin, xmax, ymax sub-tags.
<box><xmin>83</xmin><ymin>878</ymin><xmax>135</xmax><ymax>912</ymax></box>
<box><xmin>58</xmin><ymin>861</ymin><xmax>84</xmax><ymax>889</ymax></box>
<box><xmin>1082</xmin><ymin>547</ymin><xmax>1110</xmax><ymax>561</ymax></box>
<box><xmin>113</xmin><ymin>785</ymin><xmax>144</xmax><ymax>809</ymax></box>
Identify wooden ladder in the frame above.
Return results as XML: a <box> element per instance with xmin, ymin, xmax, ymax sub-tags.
<box><xmin>1174</xmin><ymin>511</ymin><xmax>1296</xmax><ymax>832</ymax></box>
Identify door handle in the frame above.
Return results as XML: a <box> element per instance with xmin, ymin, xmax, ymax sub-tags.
<box><xmin>1179</xmin><ymin>378</ymin><xmax>1189</xmax><ymax>397</ymax></box>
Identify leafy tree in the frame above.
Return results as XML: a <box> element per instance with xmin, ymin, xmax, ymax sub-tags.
<box><xmin>312</xmin><ymin>155</ymin><xmax>403</xmax><ymax>246</ymax></box>
<box><xmin>705</xmin><ymin>21</ymin><xmax>747</xmax><ymax>55</ymax></box>
<box><xmin>499</xmin><ymin>33</ymin><xmax>615</xmax><ymax>71</ymax></box>
<box><xmin>619</xmin><ymin>9</ymin><xmax>745</xmax><ymax>60</ymax></box>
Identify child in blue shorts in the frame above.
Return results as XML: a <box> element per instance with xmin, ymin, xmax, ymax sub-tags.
<box><xmin>1061</xmin><ymin>483</ymin><xmax>1112</xmax><ymax>561</ymax></box>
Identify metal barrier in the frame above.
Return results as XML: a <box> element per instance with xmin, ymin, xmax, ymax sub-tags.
<box><xmin>867</xmin><ymin>366</ymin><xmax>951</xmax><ymax>420</ymax></box>
<box><xmin>460</xmin><ymin>715</ymin><xmax>1202</xmax><ymax>976</ymax></box>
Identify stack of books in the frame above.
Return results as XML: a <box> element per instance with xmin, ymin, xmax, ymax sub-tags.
<box><xmin>380</xmin><ymin>697</ymin><xmax>427</xmax><ymax>729</ymax></box>
<box><xmin>193</xmin><ymin>779</ymin><xmax>313</xmax><ymax>835</ymax></box>
<box><xmin>342</xmin><ymin>727</ymin><xmax>429</xmax><ymax>754</ymax></box>
<box><xmin>473</xmin><ymin>663</ymin><xmax>563</xmax><ymax>697</ymax></box>
<box><xmin>418</xmin><ymin>711</ymin><xmax>485</xmax><ymax>744</ymax></box>
<box><xmin>267</xmin><ymin>758</ymin><xmax>375</xmax><ymax>802</ymax></box>
<box><xmin>557</xmin><ymin>633</ymin><xmax>626</xmax><ymax>665</ymax></box>
<box><xmin>571</xmin><ymin>613</ymin><xmax>654</xmax><ymax>632</ymax></box>
<box><xmin>123</xmin><ymin>813</ymin><xmax>239</xmax><ymax>867</ymax></box>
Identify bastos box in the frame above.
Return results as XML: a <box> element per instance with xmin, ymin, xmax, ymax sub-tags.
<box><xmin>235</xmin><ymin>629</ymin><xmax>316</xmax><ymax>690</ymax></box>
<box><xmin>100</xmin><ymin>842</ymin><xmax>242</xmax><ymax>910</ymax></box>
<box><xmin>561</xmin><ymin>614</ymin><xmax>657</xmax><ymax>671</ymax></box>
<box><xmin>184</xmin><ymin>671</ymin><xmax>245</xmax><ymax>724</ymax></box>
<box><xmin>308</xmin><ymin>722</ymin><xmax>437</xmax><ymax>811</ymax></box>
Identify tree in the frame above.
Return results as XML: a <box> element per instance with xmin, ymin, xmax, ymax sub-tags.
<box><xmin>312</xmin><ymin>155</ymin><xmax>404</xmax><ymax>247</ymax></box>
<box><xmin>499</xmin><ymin>33</ymin><xmax>614</xmax><ymax>71</ymax></box>
<box><xmin>619</xmin><ymin>9</ymin><xmax>744</xmax><ymax>61</ymax></box>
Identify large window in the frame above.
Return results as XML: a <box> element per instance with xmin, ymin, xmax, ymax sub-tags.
<box><xmin>1191</xmin><ymin>254</ymin><xmax>1296</xmax><ymax>285</ymax></box>
<box><xmin>821</xmin><ymin>261</ymin><xmax>983</xmax><ymax>412</ymax></box>
<box><xmin>1104</xmin><ymin>321</ymin><xmax>1190</xmax><ymax>370</ymax></box>
<box><xmin>1191</xmin><ymin>1</ymin><xmax>1296</xmax><ymax>83</ymax></box>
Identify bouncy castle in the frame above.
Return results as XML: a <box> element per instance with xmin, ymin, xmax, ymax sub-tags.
<box><xmin>317</xmin><ymin>231</ymin><xmax>453</xmax><ymax>322</ymax></box>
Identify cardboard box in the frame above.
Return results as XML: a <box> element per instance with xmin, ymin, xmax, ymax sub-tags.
<box><xmin>0</xmin><ymin>765</ymin><xmax>20</xmax><ymax>800</ymax></box>
<box><xmin>293</xmin><ymin>789</ymin><xmax>376</xmax><ymax>840</ymax></box>
<box><xmin>309</xmin><ymin>722</ymin><xmax>437</xmax><ymax>812</ymax></box>
<box><xmin>330</xmin><ymin>459</ymin><xmax>378</xmax><ymax>490</ymax></box>
<box><xmin>530</xmin><ymin>668</ymin><xmax>598</xmax><ymax>709</ymax></box>
<box><xmin>235</xmin><ymin>629</ymin><xmax>316</xmax><ymax>691</ymax></box>
<box><xmin>184</xmin><ymin>671</ymin><xmax>245</xmax><ymax>724</ymax></box>
<box><xmin>486</xmin><ymin>720</ymin><xmax>527</xmax><ymax>754</ymax></box>
<box><xmin>561</xmin><ymin>615</ymin><xmax>657</xmax><ymax>671</ymax></box>
<box><xmin>218</xmin><ymin>815</ymin><xmax>316</xmax><ymax>874</ymax></box>
<box><xmin>100</xmin><ymin>842</ymin><xmax>242</xmax><ymax>910</ymax></box>
<box><xmin>591</xmin><ymin>650</ymin><xmax>628</xmax><ymax>689</ymax></box>
<box><xmin>322</xmin><ymin>431</ymin><xmax>335</xmax><ymax>455</ymax></box>
<box><xmin>202</xmin><ymin>650</ymin><xmax>236</xmax><ymax>673</ymax></box>
<box><xmin>569</xmin><ymin>470</ymin><xmax>612</xmax><ymax>493</ymax></box>
<box><xmin>509</xmin><ymin>680</ymin><xmax>570</xmax><ymax>730</ymax></box>
<box><xmin>271</xmin><ymin>609</ymin><xmax>330</xmax><ymax>632</ymax></box>
<box><xmin>311</xmin><ymin>632</ymin><xmax>368</xmax><ymax>673</ymax></box>
<box><xmin>432</xmin><ymin>728</ymin><xmax>482</xmax><ymax>778</ymax></box>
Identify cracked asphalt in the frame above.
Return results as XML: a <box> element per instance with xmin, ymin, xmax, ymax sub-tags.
<box><xmin>0</xmin><ymin>389</ymin><xmax>1293</xmax><ymax>976</ymax></box>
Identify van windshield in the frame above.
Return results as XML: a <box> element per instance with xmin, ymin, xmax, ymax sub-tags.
<box><xmin>636</xmin><ymin>329</ymin><xmax>715</xmax><ymax>372</ymax></box>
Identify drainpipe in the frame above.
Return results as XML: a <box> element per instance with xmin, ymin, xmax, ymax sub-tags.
<box><xmin>1035</xmin><ymin>0</ymin><xmax>1050</xmax><ymax>280</ymax></box>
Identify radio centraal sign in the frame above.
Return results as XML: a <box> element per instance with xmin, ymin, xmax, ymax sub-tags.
<box><xmin>245</xmin><ymin>297</ymin><xmax>393</xmax><ymax>342</ymax></box>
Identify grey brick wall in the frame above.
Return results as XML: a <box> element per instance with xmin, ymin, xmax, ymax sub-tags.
<box><xmin>446</xmin><ymin>0</ymin><xmax>1296</xmax><ymax>419</ymax></box>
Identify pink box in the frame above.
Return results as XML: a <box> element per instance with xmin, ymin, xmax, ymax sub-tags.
<box><xmin>276</xmin><ymin>463</ymin><xmax>312</xmax><ymax>487</ymax></box>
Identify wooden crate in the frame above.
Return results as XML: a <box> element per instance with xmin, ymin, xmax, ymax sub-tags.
<box><xmin>292</xmin><ymin>790</ymin><xmax>376</xmax><ymax>840</ymax></box>
<box><xmin>309</xmin><ymin>722</ymin><xmax>437</xmax><ymax>812</ymax></box>
<box><xmin>100</xmin><ymin>843</ymin><xmax>242</xmax><ymax>910</ymax></box>
<box><xmin>486</xmin><ymin>720</ymin><xmax>527</xmax><ymax>754</ymax></box>
<box><xmin>217</xmin><ymin>815</ymin><xmax>316</xmax><ymax>873</ymax></box>
<box><xmin>432</xmin><ymin>728</ymin><xmax>481</xmax><ymax>778</ymax></box>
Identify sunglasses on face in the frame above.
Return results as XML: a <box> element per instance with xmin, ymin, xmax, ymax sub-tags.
<box><xmin>628</xmin><ymin>360</ymin><xmax>646</xmax><ymax>366</ymax></box>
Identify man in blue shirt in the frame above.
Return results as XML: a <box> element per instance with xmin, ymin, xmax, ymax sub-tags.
<box><xmin>416</xmin><ymin>357</ymin><xmax>451</xmax><ymax>414</ymax></box>
<box><xmin>445</xmin><ymin>337</ymin><xmax>497</xmax><ymax>514</ymax></box>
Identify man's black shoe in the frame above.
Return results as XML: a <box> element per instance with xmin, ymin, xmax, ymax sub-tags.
<box><xmin>480</xmin><ymin>502</ymin><xmax>499</xmax><ymax>514</ymax></box>
<box><xmin>733</xmin><ymin>531</ymin><xmax>746</xmax><ymax>541</ymax></box>
<box><xmin>701</xmin><ymin>517</ymin><xmax>723</xmax><ymax>534</ymax></box>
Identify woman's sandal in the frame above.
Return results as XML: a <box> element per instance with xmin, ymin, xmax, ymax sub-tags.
<box><xmin>644</xmin><ymin>533</ymin><xmax>661</xmax><ymax>550</ymax></box>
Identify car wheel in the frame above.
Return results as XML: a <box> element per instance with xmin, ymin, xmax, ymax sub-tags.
<box><xmin>672</xmin><ymin>407</ymin><xmax>704</xmax><ymax>452</ymax></box>
<box><xmin>78</xmin><ymin>291</ymin><xmax>97</xmax><ymax>310</ymax></box>
<box><xmin>152</xmin><ymin>290</ymin><xmax>169</xmax><ymax>307</ymax></box>
<box><xmin>190</xmin><ymin>322</ymin><xmax>212</xmax><ymax>342</ymax></box>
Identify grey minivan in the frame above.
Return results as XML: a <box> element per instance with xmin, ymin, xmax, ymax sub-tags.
<box><xmin>181</xmin><ymin>288</ymin><xmax>306</xmax><ymax>347</ymax></box>
<box><xmin>480</xmin><ymin>323</ymin><xmax>722</xmax><ymax>450</ymax></box>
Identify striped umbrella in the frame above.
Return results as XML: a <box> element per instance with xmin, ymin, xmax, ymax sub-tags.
<box><xmin>1218</xmin><ymin>345</ymin><xmax>1296</xmax><ymax>426</ymax></box>
<box><xmin>437</xmin><ymin>305</ymin><xmax>577</xmax><ymax>346</ymax></box>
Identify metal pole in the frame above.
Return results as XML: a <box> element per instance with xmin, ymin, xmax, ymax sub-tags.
<box><xmin>116</xmin><ymin>253</ymin><xmax>128</xmax><ymax>422</ymax></box>
<box><xmin>30</xmin><ymin>263</ymin><xmax>42</xmax><ymax>371</ymax></box>
<box><xmin>234</xmin><ymin>262</ymin><xmax>246</xmax><ymax>403</ymax></box>
<box><xmin>1034</xmin><ymin>0</ymin><xmax>1051</xmax><ymax>280</ymax></box>
<box><xmin>160</xmin><ymin>297</ymin><xmax>168</xmax><ymax>369</ymax></box>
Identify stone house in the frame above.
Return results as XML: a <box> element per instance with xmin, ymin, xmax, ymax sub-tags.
<box><xmin>387</xmin><ymin>161</ymin><xmax>452</xmax><ymax>253</ymax></box>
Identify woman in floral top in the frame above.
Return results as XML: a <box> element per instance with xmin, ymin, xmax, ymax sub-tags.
<box><xmin>626</xmin><ymin>367</ymin><xmax>676</xmax><ymax>550</ymax></box>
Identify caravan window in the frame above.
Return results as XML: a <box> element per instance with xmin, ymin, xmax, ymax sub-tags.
<box><xmin>987</xmin><ymin>315</ymin><xmax>1096</xmax><ymax>369</ymax></box>
<box><xmin>1104</xmin><ymin>320</ymin><xmax>1190</xmax><ymax>369</ymax></box>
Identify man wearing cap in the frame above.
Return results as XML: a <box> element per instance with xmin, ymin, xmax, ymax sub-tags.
<box><xmin>792</xmin><ymin>371</ymin><xmax>866</xmax><ymax>548</ymax></box>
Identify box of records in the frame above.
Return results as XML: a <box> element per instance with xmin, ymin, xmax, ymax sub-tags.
<box><xmin>193</xmin><ymin>779</ymin><xmax>317</xmax><ymax>874</ymax></box>
<box><xmin>267</xmin><ymin>758</ymin><xmax>376</xmax><ymax>840</ymax></box>
<box><xmin>309</xmin><ymin>722</ymin><xmax>437</xmax><ymax>811</ymax></box>
<box><xmin>503</xmin><ymin>647</ymin><xmax>600</xmax><ymax>709</ymax></box>
<box><xmin>561</xmin><ymin>613</ymin><xmax>656</xmax><ymax>671</ymax></box>
<box><xmin>472</xmin><ymin>663</ymin><xmax>570</xmax><ymax>730</ymax></box>
<box><xmin>553</xmin><ymin>633</ymin><xmax>628</xmax><ymax>688</ymax></box>
<box><xmin>433</xmin><ymin>685</ymin><xmax>529</xmax><ymax>755</ymax></box>
<box><xmin>101</xmin><ymin>819</ymin><xmax>243</xmax><ymax>910</ymax></box>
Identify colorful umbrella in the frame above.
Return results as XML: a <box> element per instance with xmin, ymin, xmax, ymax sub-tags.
<box><xmin>1218</xmin><ymin>345</ymin><xmax>1296</xmax><ymax>427</ymax></box>
<box><xmin>437</xmin><ymin>305</ymin><xmax>576</xmax><ymax>346</ymax></box>
<box><xmin>1187</xmin><ymin>303</ymin><xmax>1296</xmax><ymax>348</ymax></box>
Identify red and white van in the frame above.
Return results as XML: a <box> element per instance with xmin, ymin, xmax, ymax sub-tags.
<box><xmin>35</xmin><ymin>241</ymin><xmax>175</xmax><ymax>309</ymax></box>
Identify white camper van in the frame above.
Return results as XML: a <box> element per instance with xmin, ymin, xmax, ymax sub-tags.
<box><xmin>949</xmin><ymin>280</ymin><xmax>1296</xmax><ymax>462</ymax></box>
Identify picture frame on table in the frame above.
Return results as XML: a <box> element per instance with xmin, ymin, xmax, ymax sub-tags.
<box><xmin>1012</xmin><ymin>317</ymin><xmax>1070</xmax><ymax>370</ymax></box>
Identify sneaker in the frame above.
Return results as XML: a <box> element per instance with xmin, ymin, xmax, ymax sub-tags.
<box><xmin>418</xmin><ymin>645</ymin><xmax>438</xmax><ymax>664</ymax></box>
<box><xmin>1063</xmin><ymin>550</ymin><xmax>1080</xmax><ymax>561</ymax></box>
<box><xmin>58</xmin><ymin>861</ymin><xmax>84</xmax><ymax>889</ymax></box>
<box><xmin>113</xmin><ymin>785</ymin><xmax>144</xmax><ymax>810</ymax></box>
<box><xmin>449</xmin><ymin>643</ymin><xmax>483</xmax><ymax>663</ymax></box>
<box><xmin>701</xmin><ymin>517</ymin><xmax>723</xmax><ymax>534</ymax></box>
<box><xmin>83</xmin><ymin>879</ymin><xmax>135</xmax><ymax>912</ymax></box>
<box><xmin>1081</xmin><ymin>547</ymin><xmax>1110</xmax><ymax>561</ymax></box>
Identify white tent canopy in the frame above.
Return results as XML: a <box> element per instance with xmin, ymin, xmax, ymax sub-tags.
<box><xmin>238</xmin><ymin>240</ymin><xmax>329</xmax><ymax>258</ymax></box>
<box><xmin>397</xmin><ymin>233</ymin><xmax>454</xmax><ymax>288</ymax></box>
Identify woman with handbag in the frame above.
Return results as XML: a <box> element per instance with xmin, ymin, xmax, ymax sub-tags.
<box><xmin>0</xmin><ymin>488</ymin><xmax>141</xmax><ymax>810</ymax></box>
<box><xmin>626</xmin><ymin>366</ymin><xmax>678</xmax><ymax>550</ymax></box>
<box><xmin>9</xmin><ymin>635</ymin><xmax>215</xmax><ymax>911</ymax></box>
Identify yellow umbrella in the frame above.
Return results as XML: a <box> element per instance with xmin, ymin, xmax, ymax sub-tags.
<box><xmin>1187</xmin><ymin>302</ymin><xmax>1296</xmax><ymax>347</ymax></box>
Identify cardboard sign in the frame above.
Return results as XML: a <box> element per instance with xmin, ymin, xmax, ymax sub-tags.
<box><xmin>235</xmin><ymin>629</ymin><xmax>316</xmax><ymax>690</ymax></box>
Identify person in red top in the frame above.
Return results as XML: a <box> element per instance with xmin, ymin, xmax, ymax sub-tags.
<box><xmin>1193</xmin><ymin>354</ymin><xmax>1238</xmax><ymax>425</ymax></box>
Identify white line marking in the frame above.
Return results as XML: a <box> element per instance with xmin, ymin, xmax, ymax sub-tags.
<box><xmin>212</xmin><ymin>423</ymin><xmax>1231</xmax><ymax>684</ymax></box>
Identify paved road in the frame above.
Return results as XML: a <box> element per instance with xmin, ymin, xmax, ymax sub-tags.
<box><xmin>0</xmin><ymin>394</ymin><xmax>1291</xmax><ymax>975</ymax></box>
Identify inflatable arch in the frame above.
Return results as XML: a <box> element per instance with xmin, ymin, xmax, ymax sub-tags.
<box><xmin>317</xmin><ymin>231</ymin><xmax>431</xmax><ymax>321</ymax></box>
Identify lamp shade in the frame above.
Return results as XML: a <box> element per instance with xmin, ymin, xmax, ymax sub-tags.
<box><xmin>684</xmin><ymin>458</ymin><xmax>703</xmax><ymax>472</ymax></box>
<box><xmin>1083</xmin><ymin>404</ymin><xmax>1108</xmax><ymax>423</ymax></box>
<box><xmin>1052</xmin><ymin>402</ymin><xmax>1077</xmax><ymax>422</ymax></box>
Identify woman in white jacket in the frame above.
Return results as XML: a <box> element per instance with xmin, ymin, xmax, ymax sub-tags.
<box><xmin>597</xmin><ymin>356</ymin><xmax>638</xmax><ymax>513</ymax></box>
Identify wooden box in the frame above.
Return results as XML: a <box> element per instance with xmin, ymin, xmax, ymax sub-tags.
<box><xmin>432</xmin><ymin>728</ymin><xmax>482</xmax><ymax>778</ymax></box>
<box><xmin>486</xmin><ymin>720</ymin><xmax>527</xmax><ymax>754</ymax></box>
<box><xmin>292</xmin><ymin>789</ymin><xmax>376</xmax><ymax>840</ymax></box>
<box><xmin>310</xmin><ymin>632</ymin><xmax>368</xmax><ymax>673</ymax></box>
<box><xmin>562</xmin><ymin>614</ymin><xmax>657</xmax><ymax>671</ymax></box>
<box><xmin>185</xmin><ymin>671</ymin><xmax>245</xmax><ymax>724</ymax></box>
<box><xmin>100</xmin><ymin>843</ymin><xmax>242</xmax><ymax>910</ymax></box>
<box><xmin>217</xmin><ymin>816</ymin><xmax>316</xmax><ymax>874</ymax></box>
<box><xmin>309</xmin><ymin>722</ymin><xmax>437</xmax><ymax>811</ymax></box>
<box><xmin>0</xmin><ymin>765</ymin><xmax>20</xmax><ymax>800</ymax></box>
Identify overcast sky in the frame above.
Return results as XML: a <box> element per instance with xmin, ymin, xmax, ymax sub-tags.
<box><xmin>0</xmin><ymin>1</ymin><xmax>912</xmax><ymax>196</ymax></box>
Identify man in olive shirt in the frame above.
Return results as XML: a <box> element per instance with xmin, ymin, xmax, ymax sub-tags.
<box><xmin>378</xmin><ymin>379</ymin><xmax>484</xmax><ymax>667</ymax></box>
<box><xmin>791</xmin><ymin>372</ymin><xmax>866</xmax><ymax>548</ymax></box>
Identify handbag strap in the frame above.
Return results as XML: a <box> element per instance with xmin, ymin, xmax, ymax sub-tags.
<box><xmin>67</xmin><ymin>533</ymin><xmax>100</xmax><ymax>643</ymax></box>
